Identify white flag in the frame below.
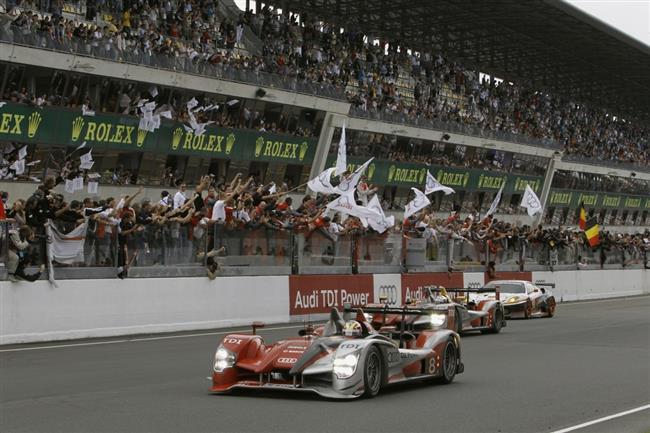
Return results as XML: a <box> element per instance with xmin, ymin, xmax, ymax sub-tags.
<box><xmin>335</xmin><ymin>124</ymin><xmax>347</xmax><ymax>176</ymax></box>
<box><xmin>485</xmin><ymin>183</ymin><xmax>505</xmax><ymax>218</ymax></box>
<box><xmin>307</xmin><ymin>167</ymin><xmax>337</xmax><ymax>194</ymax></box>
<box><xmin>404</xmin><ymin>188</ymin><xmax>431</xmax><ymax>219</ymax></box>
<box><xmin>11</xmin><ymin>159</ymin><xmax>25</xmax><ymax>175</ymax></box>
<box><xmin>268</xmin><ymin>182</ymin><xmax>277</xmax><ymax>194</ymax></box>
<box><xmin>520</xmin><ymin>184</ymin><xmax>542</xmax><ymax>217</ymax></box>
<box><xmin>18</xmin><ymin>146</ymin><xmax>28</xmax><ymax>160</ymax></box>
<box><xmin>334</xmin><ymin>158</ymin><xmax>373</xmax><ymax>195</ymax></box>
<box><xmin>364</xmin><ymin>195</ymin><xmax>395</xmax><ymax>234</ymax></box>
<box><xmin>73</xmin><ymin>176</ymin><xmax>84</xmax><ymax>191</ymax></box>
<box><xmin>46</xmin><ymin>219</ymin><xmax>86</xmax><ymax>264</ymax></box>
<box><xmin>326</xmin><ymin>191</ymin><xmax>382</xmax><ymax>221</ymax></box>
<box><xmin>74</xmin><ymin>141</ymin><xmax>87</xmax><ymax>151</ymax></box>
<box><xmin>80</xmin><ymin>150</ymin><xmax>93</xmax><ymax>164</ymax></box>
<box><xmin>87</xmin><ymin>181</ymin><xmax>98</xmax><ymax>194</ymax></box>
<box><xmin>80</xmin><ymin>160</ymin><xmax>94</xmax><ymax>170</ymax></box>
<box><xmin>425</xmin><ymin>171</ymin><xmax>455</xmax><ymax>195</ymax></box>
<box><xmin>65</xmin><ymin>179</ymin><xmax>75</xmax><ymax>194</ymax></box>
<box><xmin>81</xmin><ymin>104</ymin><xmax>95</xmax><ymax>116</ymax></box>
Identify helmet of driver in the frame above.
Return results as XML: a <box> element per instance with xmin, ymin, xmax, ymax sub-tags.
<box><xmin>343</xmin><ymin>320</ymin><xmax>362</xmax><ymax>337</ymax></box>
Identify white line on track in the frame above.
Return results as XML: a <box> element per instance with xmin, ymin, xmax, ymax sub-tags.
<box><xmin>0</xmin><ymin>324</ymin><xmax>306</xmax><ymax>353</ymax></box>
<box><xmin>551</xmin><ymin>404</ymin><xmax>650</xmax><ymax>433</ymax></box>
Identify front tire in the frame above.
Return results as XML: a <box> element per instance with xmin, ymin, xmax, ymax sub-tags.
<box><xmin>438</xmin><ymin>339</ymin><xmax>458</xmax><ymax>384</ymax></box>
<box><xmin>524</xmin><ymin>300</ymin><xmax>533</xmax><ymax>319</ymax></box>
<box><xmin>362</xmin><ymin>346</ymin><xmax>382</xmax><ymax>398</ymax></box>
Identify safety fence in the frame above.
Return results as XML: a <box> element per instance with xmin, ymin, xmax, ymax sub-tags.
<box><xmin>0</xmin><ymin>27</ymin><xmax>347</xmax><ymax>100</ymax></box>
<box><xmin>1</xmin><ymin>220</ymin><xmax>648</xmax><ymax>279</ymax></box>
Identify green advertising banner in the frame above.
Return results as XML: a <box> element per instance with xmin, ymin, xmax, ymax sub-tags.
<box><xmin>548</xmin><ymin>189</ymin><xmax>650</xmax><ymax>211</ymax></box>
<box><xmin>326</xmin><ymin>156</ymin><xmax>544</xmax><ymax>194</ymax></box>
<box><xmin>0</xmin><ymin>102</ymin><xmax>317</xmax><ymax>165</ymax></box>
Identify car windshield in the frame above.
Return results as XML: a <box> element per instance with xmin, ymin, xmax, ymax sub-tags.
<box><xmin>484</xmin><ymin>282</ymin><xmax>526</xmax><ymax>294</ymax></box>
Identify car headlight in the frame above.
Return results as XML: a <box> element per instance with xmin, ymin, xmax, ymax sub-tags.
<box><xmin>506</xmin><ymin>296</ymin><xmax>520</xmax><ymax>304</ymax></box>
<box><xmin>214</xmin><ymin>346</ymin><xmax>236</xmax><ymax>372</ymax></box>
<box><xmin>333</xmin><ymin>353</ymin><xmax>360</xmax><ymax>379</ymax></box>
<box><xmin>430</xmin><ymin>313</ymin><xmax>447</xmax><ymax>327</ymax></box>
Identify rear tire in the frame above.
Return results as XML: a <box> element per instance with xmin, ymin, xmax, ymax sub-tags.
<box><xmin>484</xmin><ymin>309</ymin><xmax>503</xmax><ymax>334</ymax></box>
<box><xmin>546</xmin><ymin>297</ymin><xmax>556</xmax><ymax>317</ymax></box>
<box><xmin>362</xmin><ymin>346</ymin><xmax>382</xmax><ymax>398</ymax></box>
<box><xmin>438</xmin><ymin>339</ymin><xmax>458</xmax><ymax>384</ymax></box>
<box><xmin>454</xmin><ymin>307</ymin><xmax>463</xmax><ymax>334</ymax></box>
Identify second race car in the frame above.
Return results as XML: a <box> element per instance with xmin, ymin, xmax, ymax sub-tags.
<box><xmin>478</xmin><ymin>280</ymin><xmax>556</xmax><ymax>319</ymax></box>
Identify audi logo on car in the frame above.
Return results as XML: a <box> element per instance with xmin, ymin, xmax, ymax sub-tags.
<box><xmin>277</xmin><ymin>358</ymin><xmax>298</xmax><ymax>364</ymax></box>
<box><xmin>467</xmin><ymin>282</ymin><xmax>482</xmax><ymax>289</ymax></box>
<box><xmin>378</xmin><ymin>285</ymin><xmax>399</xmax><ymax>305</ymax></box>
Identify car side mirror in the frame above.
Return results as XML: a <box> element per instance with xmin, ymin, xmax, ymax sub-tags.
<box><xmin>252</xmin><ymin>321</ymin><xmax>265</xmax><ymax>334</ymax></box>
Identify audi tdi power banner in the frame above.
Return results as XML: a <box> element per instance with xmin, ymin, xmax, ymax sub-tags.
<box><xmin>289</xmin><ymin>275</ymin><xmax>373</xmax><ymax>315</ymax></box>
<box><xmin>401</xmin><ymin>273</ymin><xmax>464</xmax><ymax>303</ymax></box>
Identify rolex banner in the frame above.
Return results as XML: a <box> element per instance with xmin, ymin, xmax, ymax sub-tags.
<box><xmin>0</xmin><ymin>102</ymin><xmax>317</xmax><ymax>165</ymax></box>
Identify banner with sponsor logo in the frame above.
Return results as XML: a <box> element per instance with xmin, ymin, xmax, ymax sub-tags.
<box><xmin>372</xmin><ymin>274</ymin><xmax>402</xmax><ymax>306</ymax></box>
<box><xmin>0</xmin><ymin>102</ymin><xmax>316</xmax><ymax>165</ymax></box>
<box><xmin>548</xmin><ymin>189</ymin><xmax>650</xmax><ymax>211</ymax></box>
<box><xmin>401</xmin><ymin>273</ymin><xmax>464</xmax><ymax>304</ymax></box>
<box><xmin>288</xmin><ymin>275</ymin><xmax>373</xmax><ymax>315</ymax></box>
<box><xmin>326</xmin><ymin>156</ymin><xmax>543</xmax><ymax>194</ymax></box>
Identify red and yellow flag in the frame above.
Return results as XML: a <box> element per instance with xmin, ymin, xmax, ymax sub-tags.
<box><xmin>578</xmin><ymin>202</ymin><xmax>587</xmax><ymax>230</ymax></box>
<box><xmin>585</xmin><ymin>217</ymin><xmax>600</xmax><ymax>248</ymax></box>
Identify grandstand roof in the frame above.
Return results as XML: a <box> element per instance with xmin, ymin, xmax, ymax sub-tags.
<box><xmin>271</xmin><ymin>0</ymin><xmax>650</xmax><ymax>120</ymax></box>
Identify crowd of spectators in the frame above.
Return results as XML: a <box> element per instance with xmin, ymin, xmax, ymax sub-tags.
<box><xmin>2</xmin><ymin>171</ymin><xmax>648</xmax><ymax>281</ymax></box>
<box><xmin>1</xmin><ymin>2</ymin><xmax>648</xmax><ymax>168</ymax></box>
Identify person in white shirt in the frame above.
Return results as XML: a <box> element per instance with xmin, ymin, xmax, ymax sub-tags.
<box><xmin>173</xmin><ymin>180</ymin><xmax>187</xmax><ymax>209</ymax></box>
<box><xmin>159</xmin><ymin>191</ymin><xmax>170</xmax><ymax>207</ymax></box>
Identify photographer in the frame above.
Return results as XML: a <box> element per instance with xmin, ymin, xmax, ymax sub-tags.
<box><xmin>7</xmin><ymin>225</ymin><xmax>45</xmax><ymax>282</ymax></box>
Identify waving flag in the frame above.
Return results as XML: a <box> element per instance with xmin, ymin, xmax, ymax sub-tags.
<box><xmin>307</xmin><ymin>167</ymin><xmax>337</xmax><ymax>194</ymax></box>
<box><xmin>335</xmin><ymin>124</ymin><xmax>347</xmax><ymax>176</ymax></box>
<box><xmin>326</xmin><ymin>191</ymin><xmax>382</xmax><ymax>221</ymax></box>
<box><xmin>485</xmin><ymin>183</ymin><xmax>505</xmax><ymax>218</ymax></box>
<box><xmin>578</xmin><ymin>202</ymin><xmax>587</xmax><ymax>230</ymax></box>
<box><xmin>584</xmin><ymin>217</ymin><xmax>600</xmax><ymax>248</ymax></box>
<box><xmin>334</xmin><ymin>158</ymin><xmax>373</xmax><ymax>195</ymax></box>
<box><xmin>520</xmin><ymin>184</ymin><xmax>542</xmax><ymax>217</ymax></box>
<box><xmin>404</xmin><ymin>188</ymin><xmax>431</xmax><ymax>219</ymax></box>
<box><xmin>425</xmin><ymin>171</ymin><xmax>455</xmax><ymax>195</ymax></box>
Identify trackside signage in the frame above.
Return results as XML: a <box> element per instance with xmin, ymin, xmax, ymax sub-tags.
<box><xmin>289</xmin><ymin>275</ymin><xmax>373</xmax><ymax>315</ymax></box>
<box><xmin>401</xmin><ymin>273</ymin><xmax>464</xmax><ymax>303</ymax></box>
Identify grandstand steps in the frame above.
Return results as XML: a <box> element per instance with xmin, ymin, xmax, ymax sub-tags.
<box><xmin>218</xmin><ymin>0</ymin><xmax>263</xmax><ymax>56</ymax></box>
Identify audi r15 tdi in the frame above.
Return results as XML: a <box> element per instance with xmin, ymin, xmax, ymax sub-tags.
<box><xmin>210</xmin><ymin>307</ymin><xmax>463</xmax><ymax>399</ymax></box>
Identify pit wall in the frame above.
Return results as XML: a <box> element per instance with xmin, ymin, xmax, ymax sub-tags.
<box><xmin>1</xmin><ymin>269</ymin><xmax>648</xmax><ymax>344</ymax></box>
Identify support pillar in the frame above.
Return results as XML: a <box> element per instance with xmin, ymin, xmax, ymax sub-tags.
<box><xmin>535</xmin><ymin>152</ymin><xmax>561</xmax><ymax>226</ymax></box>
<box><xmin>308</xmin><ymin>112</ymin><xmax>337</xmax><ymax>183</ymax></box>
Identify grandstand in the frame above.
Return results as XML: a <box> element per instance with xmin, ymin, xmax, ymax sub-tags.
<box><xmin>0</xmin><ymin>0</ymin><xmax>648</xmax><ymax>280</ymax></box>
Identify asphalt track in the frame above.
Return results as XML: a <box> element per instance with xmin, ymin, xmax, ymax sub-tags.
<box><xmin>1</xmin><ymin>296</ymin><xmax>649</xmax><ymax>433</ymax></box>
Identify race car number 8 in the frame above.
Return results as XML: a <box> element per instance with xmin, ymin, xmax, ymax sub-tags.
<box><xmin>428</xmin><ymin>358</ymin><xmax>436</xmax><ymax>374</ymax></box>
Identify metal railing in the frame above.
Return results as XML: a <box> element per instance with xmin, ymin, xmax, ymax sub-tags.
<box><xmin>561</xmin><ymin>154</ymin><xmax>650</xmax><ymax>173</ymax></box>
<box><xmin>0</xmin><ymin>26</ymin><xmax>347</xmax><ymax>101</ymax></box>
<box><xmin>2</xmin><ymin>219</ymin><xmax>649</xmax><ymax>280</ymax></box>
<box><xmin>349</xmin><ymin>106</ymin><xmax>562</xmax><ymax>151</ymax></box>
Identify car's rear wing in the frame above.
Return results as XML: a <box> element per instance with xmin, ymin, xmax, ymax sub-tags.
<box><xmin>535</xmin><ymin>282</ymin><xmax>556</xmax><ymax>288</ymax></box>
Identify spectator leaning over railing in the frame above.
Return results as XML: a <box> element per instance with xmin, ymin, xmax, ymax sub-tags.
<box><xmin>7</xmin><ymin>225</ymin><xmax>45</xmax><ymax>282</ymax></box>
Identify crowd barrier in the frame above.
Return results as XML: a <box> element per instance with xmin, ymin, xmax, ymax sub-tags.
<box><xmin>2</xmin><ymin>269</ymin><xmax>648</xmax><ymax>344</ymax></box>
<box><xmin>1</xmin><ymin>221</ymin><xmax>648</xmax><ymax>281</ymax></box>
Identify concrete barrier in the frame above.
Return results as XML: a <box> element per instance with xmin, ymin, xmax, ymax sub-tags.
<box><xmin>1</xmin><ymin>269</ymin><xmax>647</xmax><ymax>345</ymax></box>
<box><xmin>0</xmin><ymin>276</ymin><xmax>289</xmax><ymax>345</ymax></box>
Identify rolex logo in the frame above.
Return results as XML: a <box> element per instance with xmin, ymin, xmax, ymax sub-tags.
<box><xmin>388</xmin><ymin>165</ymin><xmax>396</xmax><ymax>183</ymax></box>
<box><xmin>255</xmin><ymin>137</ymin><xmax>264</xmax><ymax>157</ymax></box>
<box><xmin>172</xmin><ymin>128</ymin><xmax>183</xmax><ymax>150</ymax></box>
<box><xmin>71</xmin><ymin>117</ymin><xmax>85</xmax><ymax>141</ymax></box>
<box><xmin>368</xmin><ymin>163</ymin><xmax>376</xmax><ymax>180</ymax></box>
<box><xmin>226</xmin><ymin>133</ymin><xmax>235</xmax><ymax>155</ymax></box>
<box><xmin>299</xmin><ymin>142</ymin><xmax>308</xmax><ymax>161</ymax></box>
<box><xmin>28</xmin><ymin>112</ymin><xmax>42</xmax><ymax>138</ymax></box>
<box><xmin>136</xmin><ymin>129</ymin><xmax>147</xmax><ymax>147</ymax></box>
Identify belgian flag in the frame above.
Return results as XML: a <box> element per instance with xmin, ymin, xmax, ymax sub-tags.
<box><xmin>578</xmin><ymin>202</ymin><xmax>587</xmax><ymax>230</ymax></box>
<box><xmin>584</xmin><ymin>217</ymin><xmax>600</xmax><ymax>248</ymax></box>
